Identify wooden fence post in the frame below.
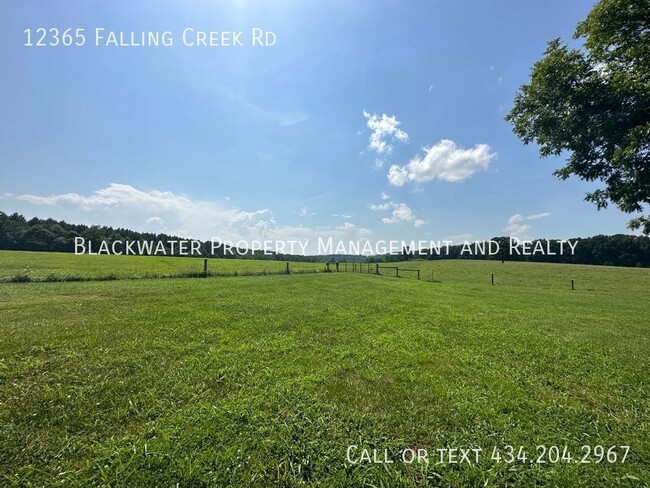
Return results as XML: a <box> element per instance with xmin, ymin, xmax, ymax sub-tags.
<box><xmin>571</xmin><ymin>279</ymin><xmax>575</xmax><ymax>290</ymax></box>
<box><xmin>376</xmin><ymin>263</ymin><xmax>380</xmax><ymax>275</ymax></box>
<box><xmin>491</xmin><ymin>273</ymin><xmax>494</xmax><ymax>285</ymax></box>
<box><xmin>417</xmin><ymin>270</ymin><xmax>420</xmax><ymax>280</ymax></box>
<box><xmin>203</xmin><ymin>258</ymin><xmax>208</xmax><ymax>275</ymax></box>
<box><xmin>286</xmin><ymin>262</ymin><xmax>290</xmax><ymax>274</ymax></box>
<box><xmin>396</xmin><ymin>267</ymin><xmax>399</xmax><ymax>277</ymax></box>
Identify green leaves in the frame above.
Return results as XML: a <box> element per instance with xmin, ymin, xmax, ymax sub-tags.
<box><xmin>507</xmin><ymin>0</ymin><xmax>650</xmax><ymax>233</ymax></box>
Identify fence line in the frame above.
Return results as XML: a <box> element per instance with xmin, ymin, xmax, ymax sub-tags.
<box><xmin>5</xmin><ymin>257</ymin><xmax>581</xmax><ymax>291</ymax></box>
<box><xmin>328</xmin><ymin>262</ymin><xmax>421</xmax><ymax>280</ymax></box>
<box><xmin>4</xmin><ymin>256</ymin><xmax>582</xmax><ymax>289</ymax></box>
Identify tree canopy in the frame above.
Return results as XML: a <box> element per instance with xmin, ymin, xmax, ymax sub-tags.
<box><xmin>506</xmin><ymin>0</ymin><xmax>650</xmax><ymax>233</ymax></box>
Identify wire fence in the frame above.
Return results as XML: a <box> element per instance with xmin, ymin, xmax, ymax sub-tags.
<box><xmin>326</xmin><ymin>262</ymin><xmax>421</xmax><ymax>279</ymax></box>
<box><xmin>322</xmin><ymin>259</ymin><xmax>650</xmax><ymax>292</ymax></box>
<box><xmin>5</xmin><ymin>254</ymin><xmax>648</xmax><ymax>294</ymax></box>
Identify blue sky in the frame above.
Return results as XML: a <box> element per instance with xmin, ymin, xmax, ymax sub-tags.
<box><xmin>0</xmin><ymin>0</ymin><xmax>639</xmax><ymax>251</ymax></box>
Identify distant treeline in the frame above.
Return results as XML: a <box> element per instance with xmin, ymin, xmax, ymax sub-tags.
<box><xmin>371</xmin><ymin>235</ymin><xmax>650</xmax><ymax>268</ymax></box>
<box><xmin>0</xmin><ymin>212</ymin><xmax>319</xmax><ymax>262</ymax></box>
<box><xmin>1</xmin><ymin>211</ymin><xmax>650</xmax><ymax>267</ymax></box>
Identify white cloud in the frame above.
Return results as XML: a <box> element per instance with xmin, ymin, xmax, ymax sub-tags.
<box><xmin>527</xmin><ymin>212</ymin><xmax>551</xmax><ymax>220</ymax></box>
<box><xmin>369</xmin><ymin>202</ymin><xmax>392</xmax><ymax>211</ymax></box>
<box><xmin>144</xmin><ymin>216</ymin><xmax>167</xmax><ymax>233</ymax></box>
<box><xmin>332</xmin><ymin>212</ymin><xmax>353</xmax><ymax>219</ymax></box>
<box><xmin>230</xmin><ymin>209</ymin><xmax>276</xmax><ymax>236</ymax></box>
<box><xmin>387</xmin><ymin>165</ymin><xmax>410</xmax><ymax>186</ymax></box>
<box><xmin>368</xmin><ymin>198</ymin><xmax>423</xmax><ymax>227</ymax></box>
<box><xmin>337</xmin><ymin>222</ymin><xmax>356</xmax><ymax>231</ymax></box>
<box><xmin>382</xmin><ymin>203</ymin><xmax>416</xmax><ymax>225</ymax></box>
<box><xmin>504</xmin><ymin>215</ymin><xmax>531</xmax><ymax>237</ymax></box>
<box><xmin>380</xmin><ymin>191</ymin><xmax>390</xmax><ymax>200</ymax></box>
<box><xmin>17</xmin><ymin>183</ymin><xmax>278</xmax><ymax>239</ymax></box>
<box><xmin>503</xmin><ymin>212</ymin><xmax>551</xmax><ymax>237</ymax></box>
<box><xmin>14</xmin><ymin>183</ymin><xmax>377</xmax><ymax>248</ymax></box>
<box><xmin>388</xmin><ymin>139</ymin><xmax>495</xmax><ymax>186</ymax></box>
<box><xmin>362</xmin><ymin>111</ymin><xmax>409</xmax><ymax>167</ymax></box>
<box><xmin>146</xmin><ymin>216</ymin><xmax>163</xmax><ymax>223</ymax></box>
<box><xmin>296</xmin><ymin>207</ymin><xmax>315</xmax><ymax>217</ymax></box>
<box><xmin>17</xmin><ymin>184</ymin><xmax>184</xmax><ymax>212</ymax></box>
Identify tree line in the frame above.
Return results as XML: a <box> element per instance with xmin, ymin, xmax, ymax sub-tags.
<box><xmin>371</xmin><ymin>235</ymin><xmax>650</xmax><ymax>268</ymax></box>
<box><xmin>0</xmin><ymin>212</ymin><xmax>319</xmax><ymax>262</ymax></box>
<box><xmin>1</xmin><ymin>211</ymin><xmax>650</xmax><ymax>267</ymax></box>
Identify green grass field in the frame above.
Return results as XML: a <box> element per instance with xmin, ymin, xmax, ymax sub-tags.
<box><xmin>0</xmin><ymin>250</ymin><xmax>325</xmax><ymax>281</ymax></box>
<box><xmin>349</xmin><ymin>258</ymin><xmax>650</xmax><ymax>292</ymax></box>
<box><xmin>1</xmin><ymin>251</ymin><xmax>649</xmax><ymax>486</ymax></box>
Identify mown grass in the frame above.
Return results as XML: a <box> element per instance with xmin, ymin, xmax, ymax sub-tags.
<box><xmin>357</xmin><ymin>258</ymin><xmax>650</xmax><ymax>293</ymax></box>
<box><xmin>0</xmin><ymin>250</ymin><xmax>325</xmax><ymax>282</ymax></box>
<box><xmin>1</xmin><ymin>261</ymin><xmax>649</xmax><ymax>486</ymax></box>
